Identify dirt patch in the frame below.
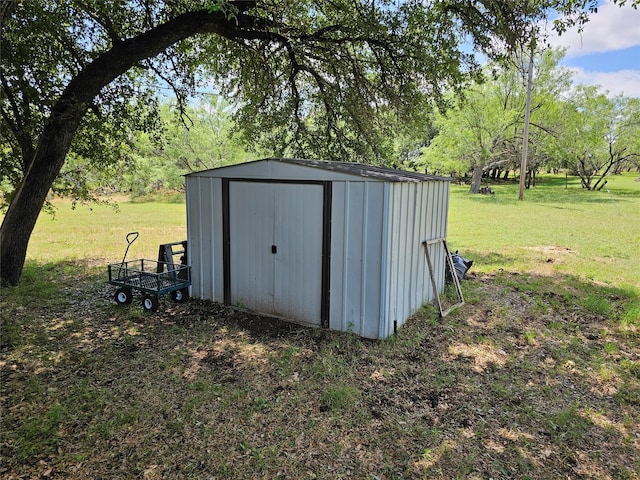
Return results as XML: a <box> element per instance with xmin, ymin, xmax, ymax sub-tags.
<box><xmin>526</xmin><ymin>245</ymin><xmax>575</xmax><ymax>254</ymax></box>
<box><xmin>526</xmin><ymin>245</ymin><xmax>576</xmax><ymax>264</ymax></box>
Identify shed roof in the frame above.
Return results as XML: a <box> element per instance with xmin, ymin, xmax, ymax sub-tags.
<box><xmin>187</xmin><ymin>157</ymin><xmax>451</xmax><ymax>183</ymax></box>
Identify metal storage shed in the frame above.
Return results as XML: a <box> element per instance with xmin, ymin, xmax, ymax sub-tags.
<box><xmin>185</xmin><ymin>158</ymin><xmax>451</xmax><ymax>339</ymax></box>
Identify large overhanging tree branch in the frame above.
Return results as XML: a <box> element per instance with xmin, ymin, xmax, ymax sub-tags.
<box><xmin>2</xmin><ymin>0</ymin><xmax>637</xmax><ymax>285</ymax></box>
<box><xmin>1</xmin><ymin>2</ymin><xmax>267</xmax><ymax>285</ymax></box>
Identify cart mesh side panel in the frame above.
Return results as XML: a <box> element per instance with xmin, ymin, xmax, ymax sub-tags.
<box><xmin>108</xmin><ymin>260</ymin><xmax>191</xmax><ymax>295</ymax></box>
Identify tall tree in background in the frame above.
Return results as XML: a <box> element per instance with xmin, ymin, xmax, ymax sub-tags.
<box><xmin>420</xmin><ymin>49</ymin><xmax>572</xmax><ymax>191</ymax></box>
<box><xmin>124</xmin><ymin>96</ymin><xmax>255</xmax><ymax>195</ymax></box>
<box><xmin>0</xmin><ymin>0</ymin><xmax>629</xmax><ymax>284</ymax></box>
<box><xmin>160</xmin><ymin>95</ymin><xmax>255</xmax><ymax>172</ymax></box>
<box><xmin>421</xmin><ymin>79</ymin><xmax>520</xmax><ymax>190</ymax></box>
<box><xmin>546</xmin><ymin>88</ymin><xmax>640</xmax><ymax>189</ymax></box>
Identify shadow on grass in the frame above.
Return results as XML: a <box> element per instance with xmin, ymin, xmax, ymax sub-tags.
<box><xmin>1</xmin><ymin>260</ymin><xmax>639</xmax><ymax>479</ymax></box>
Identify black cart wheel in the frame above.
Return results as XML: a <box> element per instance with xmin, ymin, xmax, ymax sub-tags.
<box><xmin>171</xmin><ymin>288</ymin><xmax>190</xmax><ymax>303</ymax></box>
<box><xmin>114</xmin><ymin>288</ymin><xmax>133</xmax><ymax>305</ymax></box>
<box><xmin>142</xmin><ymin>294</ymin><xmax>159</xmax><ymax>312</ymax></box>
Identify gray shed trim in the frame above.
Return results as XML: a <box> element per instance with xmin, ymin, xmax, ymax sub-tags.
<box><xmin>187</xmin><ymin>157</ymin><xmax>451</xmax><ymax>183</ymax></box>
<box><xmin>185</xmin><ymin>158</ymin><xmax>451</xmax><ymax>339</ymax></box>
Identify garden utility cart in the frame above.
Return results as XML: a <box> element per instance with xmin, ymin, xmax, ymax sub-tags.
<box><xmin>107</xmin><ymin>232</ymin><xmax>191</xmax><ymax>312</ymax></box>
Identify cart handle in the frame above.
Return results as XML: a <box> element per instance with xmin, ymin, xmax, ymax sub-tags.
<box><xmin>126</xmin><ymin>232</ymin><xmax>139</xmax><ymax>245</ymax></box>
<box><xmin>120</xmin><ymin>231</ymin><xmax>139</xmax><ymax>267</ymax></box>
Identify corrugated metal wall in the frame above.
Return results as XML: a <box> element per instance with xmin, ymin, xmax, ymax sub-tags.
<box><xmin>326</xmin><ymin>179</ymin><xmax>449</xmax><ymax>339</ymax></box>
<box><xmin>329</xmin><ymin>181</ymin><xmax>385</xmax><ymax>338</ymax></box>
<box><xmin>380</xmin><ymin>180</ymin><xmax>449</xmax><ymax>338</ymax></box>
<box><xmin>185</xmin><ymin>176</ymin><xmax>224</xmax><ymax>303</ymax></box>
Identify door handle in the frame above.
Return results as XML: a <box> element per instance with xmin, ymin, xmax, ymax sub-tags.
<box><xmin>272</xmin><ymin>245</ymin><xmax>277</xmax><ymax>254</ymax></box>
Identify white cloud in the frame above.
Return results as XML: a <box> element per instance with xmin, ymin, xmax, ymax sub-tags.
<box><xmin>568</xmin><ymin>66</ymin><xmax>640</xmax><ymax>97</ymax></box>
<box><xmin>547</xmin><ymin>1</ymin><xmax>640</xmax><ymax>56</ymax></box>
<box><xmin>544</xmin><ymin>2</ymin><xmax>640</xmax><ymax>97</ymax></box>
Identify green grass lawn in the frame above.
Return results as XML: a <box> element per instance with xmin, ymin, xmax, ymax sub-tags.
<box><xmin>23</xmin><ymin>172</ymin><xmax>640</xmax><ymax>289</ymax></box>
<box><xmin>26</xmin><ymin>196</ymin><xmax>187</xmax><ymax>264</ymax></box>
<box><xmin>2</xmin><ymin>172</ymin><xmax>639</xmax><ymax>479</ymax></box>
<box><xmin>448</xmin><ymin>172</ymin><xmax>640</xmax><ymax>289</ymax></box>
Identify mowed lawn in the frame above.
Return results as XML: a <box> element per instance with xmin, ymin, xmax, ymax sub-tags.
<box><xmin>2</xmin><ymin>173</ymin><xmax>639</xmax><ymax>479</ymax></box>
<box><xmin>24</xmin><ymin>172</ymin><xmax>640</xmax><ymax>288</ymax></box>
<box><xmin>447</xmin><ymin>173</ymin><xmax>640</xmax><ymax>289</ymax></box>
<box><xmin>25</xmin><ymin>196</ymin><xmax>187</xmax><ymax>264</ymax></box>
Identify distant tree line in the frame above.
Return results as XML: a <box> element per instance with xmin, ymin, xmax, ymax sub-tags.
<box><xmin>24</xmin><ymin>47</ymin><xmax>640</xmax><ymax>201</ymax></box>
<box><xmin>6</xmin><ymin>49</ymin><xmax>635</xmax><ymax>203</ymax></box>
<box><xmin>41</xmin><ymin>95</ymin><xmax>256</xmax><ymax>199</ymax></box>
<box><xmin>415</xmin><ymin>49</ymin><xmax>640</xmax><ymax>192</ymax></box>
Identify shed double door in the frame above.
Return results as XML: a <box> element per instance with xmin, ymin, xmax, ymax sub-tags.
<box><xmin>228</xmin><ymin>181</ymin><xmax>324</xmax><ymax>325</ymax></box>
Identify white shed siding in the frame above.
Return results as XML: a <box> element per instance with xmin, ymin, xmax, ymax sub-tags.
<box><xmin>185</xmin><ymin>158</ymin><xmax>451</xmax><ymax>339</ymax></box>
<box><xmin>413</xmin><ymin>182</ymin><xmax>429</xmax><ymax>310</ymax></box>
<box><xmin>328</xmin><ymin>181</ymin><xmax>384</xmax><ymax>337</ymax></box>
<box><xmin>190</xmin><ymin>160</ymin><xmax>362</xmax><ymax>182</ymax></box>
<box><xmin>378</xmin><ymin>180</ymin><xmax>450</xmax><ymax>338</ymax></box>
<box><xmin>186</xmin><ymin>176</ymin><xmax>224</xmax><ymax>303</ymax></box>
<box><xmin>384</xmin><ymin>182</ymin><xmax>413</xmax><ymax>336</ymax></box>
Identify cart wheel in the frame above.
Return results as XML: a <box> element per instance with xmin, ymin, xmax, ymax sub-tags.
<box><xmin>171</xmin><ymin>288</ymin><xmax>190</xmax><ymax>303</ymax></box>
<box><xmin>142</xmin><ymin>294</ymin><xmax>159</xmax><ymax>312</ymax></box>
<box><xmin>114</xmin><ymin>288</ymin><xmax>133</xmax><ymax>305</ymax></box>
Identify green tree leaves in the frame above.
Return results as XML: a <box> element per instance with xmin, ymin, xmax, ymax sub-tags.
<box><xmin>124</xmin><ymin>96</ymin><xmax>255</xmax><ymax>196</ymax></box>
<box><xmin>420</xmin><ymin>49</ymin><xmax>640</xmax><ymax>191</ymax></box>
<box><xmin>547</xmin><ymin>89</ymin><xmax>640</xmax><ymax>189</ymax></box>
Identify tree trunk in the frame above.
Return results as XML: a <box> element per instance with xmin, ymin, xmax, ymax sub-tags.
<box><xmin>1</xmin><ymin>9</ymin><xmax>243</xmax><ymax>284</ymax></box>
<box><xmin>518</xmin><ymin>52</ymin><xmax>534</xmax><ymax>201</ymax></box>
<box><xmin>0</xmin><ymin>120</ymin><xmax>80</xmax><ymax>284</ymax></box>
<box><xmin>469</xmin><ymin>164</ymin><xmax>483</xmax><ymax>193</ymax></box>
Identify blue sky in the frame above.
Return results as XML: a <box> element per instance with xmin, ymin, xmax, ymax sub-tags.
<box><xmin>546</xmin><ymin>0</ymin><xmax>640</xmax><ymax>97</ymax></box>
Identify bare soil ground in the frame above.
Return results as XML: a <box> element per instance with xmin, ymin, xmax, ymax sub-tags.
<box><xmin>1</xmin><ymin>263</ymin><xmax>639</xmax><ymax>479</ymax></box>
